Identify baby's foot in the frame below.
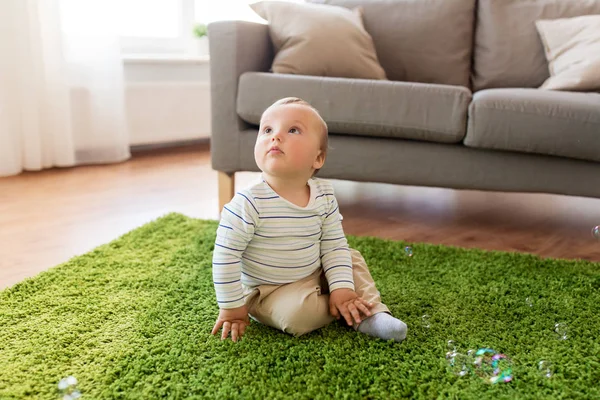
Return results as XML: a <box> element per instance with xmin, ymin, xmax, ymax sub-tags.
<box><xmin>357</xmin><ymin>312</ymin><xmax>407</xmax><ymax>342</ymax></box>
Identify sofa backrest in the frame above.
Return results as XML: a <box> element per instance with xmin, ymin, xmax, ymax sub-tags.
<box><xmin>311</xmin><ymin>0</ymin><xmax>476</xmax><ymax>88</ymax></box>
<box><xmin>472</xmin><ymin>0</ymin><xmax>600</xmax><ymax>91</ymax></box>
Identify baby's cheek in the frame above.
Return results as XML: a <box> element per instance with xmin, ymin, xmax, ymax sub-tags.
<box><xmin>295</xmin><ymin>149</ymin><xmax>315</xmax><ymax>168</ymax></box>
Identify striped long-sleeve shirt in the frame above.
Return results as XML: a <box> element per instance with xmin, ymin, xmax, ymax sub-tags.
<box><xmin>212</xmin><ymin>177</ymin><xmax>354</xmax><ymax>309</ymax></box>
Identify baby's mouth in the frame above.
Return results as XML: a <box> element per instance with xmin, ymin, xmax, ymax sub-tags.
<box><xmin>268</xmin><ymin>146</ymin><xmax>283</xmax><ymax>155</ymax></box>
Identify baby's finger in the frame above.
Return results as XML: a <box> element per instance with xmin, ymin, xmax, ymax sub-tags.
<box><xmin>347</xmin><ymin>303</ymin><xmax>362</xmax><ymax>324</ymax></box>
<box><xmin>239</xmin><ymin>322</ymin><xmax>248</xmax><ymax>337</ymax></box>
<box><xmin>339</xmin><ymin>307</ymin><xmax>353</xmax><ymax>326</ymax></box>
<box><xmin>329</xmin><ymin>303</ymin><xmax>340</xmax><ymax>319</ymax></box>
<box><xmin>221</xmin><ymin>321</ymin><xmax>231</xmax><ymax>340</ymax></box>
<box><xmin>231</xmin><ymin>322</ymin><xmax>239</xmax><ymax>342</ymax></box>
<box><xmin>355</xmin><ymin>301</ymin><xmax>372</xmax><ymax>317</ymax></box>
<box><xmin>211</xmin><ymin>320</ymin><xmax>223</xmax><ymax>335</ymax></box>
<box><xmin>358</xmin><ymin>298</ymin><xmax>375</xmax><ymax>308</ymax></box>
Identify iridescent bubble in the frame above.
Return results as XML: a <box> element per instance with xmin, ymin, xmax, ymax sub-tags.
<box><xmin>447</xmin><ymin>340</ymin><xmax>456</xmax><ymax>352</ymax></box>
<box><xmin>445</xmin><ymin>340</ymin><xmax>457</xmax><ymax>361</ymax></box>
<box><xmin>489</xmin><ymin>354</ymin><xmax>513</xmax><ymax>384</ymax></box>
<box><xmin>404</xmin><ymin>246</ymin><xmax>413</xmax><ymax>257</ymax></box>
<box><xmin>448</xmin><ymin>352</ymin><xmax>470</xmax><ymax>377</ymax></box>
<box><xmin>466</xmin><ymin>349</ymin><xmax>477</xmax><ymax>370</ymax></box>
<box><xmin>473</xmin><ymin>348</ymin><xmax>513</xmax><ymax>384</ymax></box>
<box><xmin>421</xmin><ymin>314</ymin><xmax>431</xmax><ymax>329</ymax></box>
<box><xmin>525</xmin><ymin>297</ymin><xmax>533</xmax><ymax>307</ymax></box>
<box><xmin>554</xmin><ymin>323</ymin><xmax>568</xmax><ymax>340</ymax></box>
<box><xmin>538</xmin><ymin>360</ymin><xmax>553</xmax><ymax>378</ymax></box>
<box><xmin>592</xmin><ymin>226</ymin><xmax>600</xmax><ymax>240</ymax></box>
<box><xmin>473</xmin><ymin>348</ymin><xmax>496</xmax><ymax>377</ymax></box>
<box><xmin>57</xmin><ymin>379</ymin><xmax>69</xmax><ymax>391</ymax></box>
<box><xmin>58</xmin><ymin>376</ymin><xmax>81</xmax><ymax>400</ymax></box>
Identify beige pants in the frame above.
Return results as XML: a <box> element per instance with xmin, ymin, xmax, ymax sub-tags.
<box><xmin>242</xmin><ymin>248</ymin><xmax>390</xmax><ymax>337</ymax></box>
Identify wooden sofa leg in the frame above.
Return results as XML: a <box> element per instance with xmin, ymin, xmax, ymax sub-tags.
<box><xmin>218</xmin><ymin>171</ymin><xmax>235</xmax><ymax>213</ymax></box>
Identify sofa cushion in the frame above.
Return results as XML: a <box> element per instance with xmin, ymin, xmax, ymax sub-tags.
<box><xmin>535</xmin><ymin>14</ymin><xmax>600</xmax><ymax>91</ymax></box>
<box><xmin>465</xmin><ymin>89</ymin><xmax>600</xmax><ymax>162</ymax></box>
<box><xmin>309</xmin><ymin>0</ymin><xmax>476</xmax><ymax>88</ymax></box>
<box><xmin>249</xmin><ymin>1</ymin><xmax>386</xmax><ymax>80</ymax></box>
<box><xmin>472</xmin><ymin>0</ymin><xmax>600</xmax><ymax>91</ymax></box>
<box><xmin>237</xmin><ymin>72</ymin><xmax>472</xmax><ymax>144</ymax></box>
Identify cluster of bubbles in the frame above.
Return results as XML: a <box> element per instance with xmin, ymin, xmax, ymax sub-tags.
<box><xmin>440</xmin><ymin>312</ymin><xmax>566</xmax><ymax>383</ymax></box>
<box><xmin>58</xmin><ymin>376</ymin><xmax>81</xmax><ymax>400</ymax></box>
<box><xmin>473</xmin><ymin>349</ymin><xmax>513</xmax><ymax>384</ymax></box>
<box><xmin>445</xmin><ymin>342</ymin><xmax>513</xmax><ymax>383</ymax></box>
<box><xmin>423</xmin><ymin>246</ymin><xmax>577</xmax><ymax>384</ymax></box>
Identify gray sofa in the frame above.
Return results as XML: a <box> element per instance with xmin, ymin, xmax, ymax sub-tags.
<box><xmin>208</xmin><ymin>0</ymin><xmax>600</xmax><ymax>210</ymax></box>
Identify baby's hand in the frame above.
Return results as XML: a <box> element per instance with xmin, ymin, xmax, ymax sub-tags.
<box><xmin>328</xmin><ymin>288</ymin><xmax>374</xmax><ymax>326</ymax></box>
<box><xmin>211</xmin><ymin>305</ymin><xmax>250</xmax><ymax>342</ymax></box>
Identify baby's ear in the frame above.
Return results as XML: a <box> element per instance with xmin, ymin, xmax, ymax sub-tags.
<box><xmin>313</xmin><ymin>150</ymin><xmax>325</xmax><ymax>170</ymax></box>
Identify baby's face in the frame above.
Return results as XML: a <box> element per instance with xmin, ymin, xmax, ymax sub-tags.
<box><xmin>255</xmin><ymin>104</ymin><xmax>324</xmax><ymax>180</ymax></box>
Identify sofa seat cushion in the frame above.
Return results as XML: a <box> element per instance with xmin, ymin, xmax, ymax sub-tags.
<box><xmin>237</xmin><ymin>72</ymin><xmax>472</xmax><ymax>143</ymax></box>
<box><xmin>465</xmin><ymin>89</ymin><xmax>600</xmax><ymax>162</ymax></box>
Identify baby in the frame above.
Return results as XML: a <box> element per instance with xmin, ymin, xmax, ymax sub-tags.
<box><xmin>211</xmin><ymin>97</ymin><xmax>407</xmax><ymax>343</ymax></box>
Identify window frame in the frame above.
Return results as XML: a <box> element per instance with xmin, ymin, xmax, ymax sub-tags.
<box><xmin>119</xmin><ymin>0</ymin><xmax>196</xmax><ymax>55</ymax></box>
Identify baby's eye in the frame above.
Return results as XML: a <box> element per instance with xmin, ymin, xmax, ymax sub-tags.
<box><xmin>289</xmin><ymin>128</ymin><xmax>300</xmax><ymax>134</ymax></box>
<box><xmin>263</xmin><ymin>127</ymin><xmax>272</xmax><ymax>134</ymax></box>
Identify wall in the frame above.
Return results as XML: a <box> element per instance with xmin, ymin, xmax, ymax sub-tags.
<box><xmin>123</xmin><ymin>57</ymin><xmax>211</xmax><ymax>146</ymax></box>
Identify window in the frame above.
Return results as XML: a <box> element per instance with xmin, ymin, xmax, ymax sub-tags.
<box><xmin>60</xmin><ymin>0</ymin><xmax>301</xmax><ymax>55</ymax></box>
<box><xmin>194</xmin><ymin>0</ymin><xmax>264</xmax><ymax>24</ymax></box>
<box><xmin>119</xmin><ymin>0</ymin><xmax>196</xmax><ymax>54</ymax></box>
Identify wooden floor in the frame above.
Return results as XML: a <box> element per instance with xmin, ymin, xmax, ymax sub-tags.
<box><xmin>2</xmin><ymin>143</ymin><xmax>600</xmax><ymax>290</ymax></box>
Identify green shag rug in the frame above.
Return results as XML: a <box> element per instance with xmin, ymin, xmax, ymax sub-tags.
<box><xmin>1</xmin><ymin>213</ymin><xmax>600</xmax><ymax>399</ymax></box>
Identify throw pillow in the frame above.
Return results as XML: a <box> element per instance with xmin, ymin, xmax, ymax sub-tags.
<box><xmin>535</xmin><ymin>14</ymin><xmax>600</xmax><ymax>91</ymax></box>
<box><xmin>249</xmin><ymin>1</ymin><xmax>386</xmax><ymax>80</ymax></box>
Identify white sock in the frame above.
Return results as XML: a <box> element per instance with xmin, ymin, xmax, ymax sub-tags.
<box><xmin>357</xmin><ymin>312</ymin><xmax>407</xmax><ymax>342</ymax></box>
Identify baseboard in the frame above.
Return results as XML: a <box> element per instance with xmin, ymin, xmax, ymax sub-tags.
<box><xmin>130</xmin><ymin>138</ymin><xmax>210</xmax><ymax>154</ymax></box>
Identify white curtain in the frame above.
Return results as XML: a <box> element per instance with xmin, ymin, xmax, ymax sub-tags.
<box><xmin>0</xmin><ymin>0</ymin><xmax>129</xmax><ymax>178</ymax></box>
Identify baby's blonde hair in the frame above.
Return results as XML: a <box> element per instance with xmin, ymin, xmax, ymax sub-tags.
<box><xmin>262</xmin><ymin>97</ymin><xmax>329</xmax><ymax>175</ymax></box>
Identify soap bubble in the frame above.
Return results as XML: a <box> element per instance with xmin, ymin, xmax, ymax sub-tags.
<box><xmin>473</xmin><ymin>348</ymin><xmax>496</xmax><ymax>378</ymax></box>
<box><xmin>489</xmin><ymin>353</ymin><xmax>513</xmax><ymax>384</ymax></box>
<box><xmin>592</xmin><ymin>226</ymin><xmax>600</xmax><ymax>240</ymax></box>
<box><xmin>554</xmin><ymin>323</ymin><xmax>568</xmax><ymax>340</ymax></box>
<box><xmin>404</xmin><ymin>246</ymin><xmax>413</xmax><ymax>257</ymax></box>
<box><xmin>525</xmin><ymin>297</ymin><xmax>533</xmax><ymax>307</ymax></box>
<box><xmin>538</xmin><ymin>360</ymin><xmax>553</xmax><ymax>378</ymax></box>
<box><xmin>445</xmin><ymin>340</ymin><xmax>457</xmax><ymax>360</ymax></box>
<box><xmin>473</xmin><ymin>348</ymin><xmax>513</xmax><ymax>384</ymax></box>
<box><xmin>421</xmin><ymin>314</ymin><xmax>431</xmax><ymax>328</ymax></box>
<box><xmin>466</xmin><ymin>349</ymin><xmax>477</xmax><ymax>368</ymax></box>
<box><xmin>447</xmin><ymin>340</ymin><xmax>456</xmax><ymax>352</ymax></box>
<box><xmin>58</xmin><ymin>376</ymin><xmax>81</xmax><ymax>400</ymax></box>
<box><xmin>448</xmin><ymin>352</ymin><xmax>470</xmax><ymax>377</ymax></box>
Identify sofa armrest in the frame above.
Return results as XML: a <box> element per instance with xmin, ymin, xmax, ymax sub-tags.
<box><xmin>208</xmin><ymin>21</ymin><xmax>273</xmax><ymax>173</ymax></box>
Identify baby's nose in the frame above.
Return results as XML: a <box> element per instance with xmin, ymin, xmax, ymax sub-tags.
<box><xmin>272</xmin><ymin>131</ymin><xmax>284</xmax><ymax>140</ymax></box>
